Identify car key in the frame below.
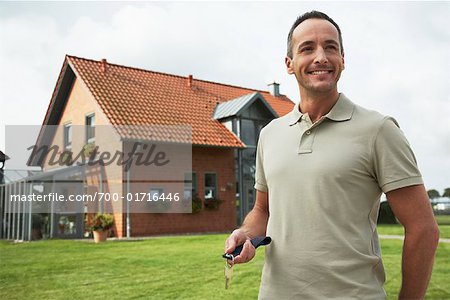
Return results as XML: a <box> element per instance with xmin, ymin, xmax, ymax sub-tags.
<box><xmin>224</xmin><ymin>259</ymin><xmax>233</xmax><ymax>289</ymax></box>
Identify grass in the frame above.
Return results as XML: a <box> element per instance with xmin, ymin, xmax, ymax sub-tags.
<box><xmin>377</xmin><ymin>215</ymin><xmax>450</xmax><ymax>239</ymax></box>
<box><xmin>435</xmin><ymin>214</ymin><xmax>450</xmax><ymax>225</ymax></box>
<box><xmin>381</xmin><ymin>239</ymin><xmax>449</xmax><ymax>299</ymax></box>
<box><xmin>0</xmin><ymin>234</ymin><xmax>449</xmax><ymax>300</ymax></box>
<box><xmin>377</xmin><ymin>225</ymin><xmax>450</xmax><ymax>239</ymax></box>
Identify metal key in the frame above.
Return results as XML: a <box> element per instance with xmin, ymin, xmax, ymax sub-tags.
<box><xmin>224</xmin><ymin>259</ymin><xmax>234</xmax><ymax>289</ymax></box>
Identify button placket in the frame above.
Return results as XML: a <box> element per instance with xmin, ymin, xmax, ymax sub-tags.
<box><xmin>297</xmin><ymin>118</ymin><xmax>323</xmax><ymax>154</ymax></box>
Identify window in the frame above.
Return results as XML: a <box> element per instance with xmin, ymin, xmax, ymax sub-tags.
<box><xmin>204</xmin><ymin>173</ymin><xmax>217</xmax><ymax>199</ymax></box>
<box><xmin>85</xmin><ymin>114</ymin><xmax>95</xmax><ymax>143</ymax></box>
<box><xmin>240</xmin><ymin>119</ymin><xmax>256</xmax><ymax>146</ymax></box>
<box><xmin>184</xmin><ymin>172</ymin><xmax>197</xmax><ymax>200</ymax></box>
<box><xmin>64</xmin><ymin>123</ymin><xmax>72</xmax><ymax>149</ymax></box>
<box><xmin>149</xmin><ymin>188</ymin><xmax>164</xmax><ymax>200</ymax></box>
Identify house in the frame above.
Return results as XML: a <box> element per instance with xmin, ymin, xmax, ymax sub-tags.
<box><xmin>1</xmin><ymin>55</ymin><xmax>294</xmax><ymax>240</ymax></box>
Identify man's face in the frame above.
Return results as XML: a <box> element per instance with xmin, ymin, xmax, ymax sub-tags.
<box><xmin>286</xmin><ymin>18</ymin><xmax>345</xmax><ymax>95</ymax></box>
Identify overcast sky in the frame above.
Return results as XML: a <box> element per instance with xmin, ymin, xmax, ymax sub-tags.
<box><xmin>0</xmin><ymin>1</ymin><xmax>449</xmax><ymax>192</ymax></box>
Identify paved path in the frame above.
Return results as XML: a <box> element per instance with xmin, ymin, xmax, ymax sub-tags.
<box><xmin>379</xmin><ymin>235</ymin><xmax>450</xmax><ymax>243</ymax></box>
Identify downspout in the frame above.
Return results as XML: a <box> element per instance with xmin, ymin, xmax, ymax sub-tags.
<box><xmin>50</xmin><ymin>179</ymin><xmax>55</xmax><ymax>238</ymax></box>
<box><xmin>237</xmin><ymin>118</ymin><xmax>245</xmax><ymax>225</ymax></box>
<box><xmin>21</xmin><ymin>181</ymin><xmax>25</xmax><ymax>240</ymax></box>
<box><xmin>12</xmin><ymin>183</ymin><xmax>16</xmax><ymax>240</ymax></box>
<box><xmin>28</xmin><ymin>183</ymin><xmax>32</xmax><ymax>241</ymax></box>
<box><xmin>126</xmin><ymin>167</ymin><xmax>130</xmax><ymax>238</ymax></box>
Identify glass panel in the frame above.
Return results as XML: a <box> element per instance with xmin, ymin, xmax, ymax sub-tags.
<box><xmin>149</xmin><ymin>188</ymin><xmax>163</xmax><ymax>199</ymax></box>
<box><xmin>256</xmin><ymin>120</ymin><xmax>269</xmax><ymax>142</ymax></box>
<box><xmin>204</xmin><ymin>173</ymin><xmax>217</xmax><ymax>199</ymax></box>
<box><xmin>64</xmin><ymin>124</ymin><xmax>72</xmax><ymax>149</ymax></box>
<box><xmin>242</xmin><ymin>148</ymin><xmax>256</xmax><ymax>160</ymax></box>
<box><xmin>240</xmin><ymin>119</ymin><xmax>256</xmax><ymax>146</ymax></box>
<box><xmin>242</xmin><ymin>159</ymin><xmax>256</xmax><ymax>180</ymax></box>
<box><xmin>192</xmin><ymin>173</ymin><xmax>197</xmax><ymax>197</ymax></box>
<box><xmin>57</xmin><ymin>214</ymin><xmax>78</xmax><ymax>236</ymax></box>
<box><xmin>184</xmin><ymin>172</ymin><xmax>197</xmax><ymax>200</ymax></box>
<box><xmin>86</xmin><ymin>114</ymin><xmax>95</xmax><ymax>143</ymax></box>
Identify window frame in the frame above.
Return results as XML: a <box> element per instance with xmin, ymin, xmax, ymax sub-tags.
<box><xmin>63</xmin><ymin>123</ymin><xmax>72</xmax><ymax>150</ymax></box>
<box><xmin>204</xmin><ymin>172</ymin><xmax>217</xmax><ymax>199</ymax></box>
<box><xmin>149</xmin><ymin>187</ymin><xmax>164</xmax><ymax>201</ymax></box>
<box><xmin>85</xmin><ymin>113</ymin><xmax>95</xmax><ymax>144</ymax></box>
<box><xmin>184</xmin><ymin>172</ymin><xmax>197</xmax><ymax>200</ymax></box>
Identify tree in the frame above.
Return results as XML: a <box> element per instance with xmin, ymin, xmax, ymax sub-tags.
<box><xmin>443</xmin><ymin>188</ymin><xmax>450</xmax><ymax>198</ymax></box>
<box><xmin>427</xmin><ymin>189</ymin><xmax>440</xmax><ymax>200</ymax></box>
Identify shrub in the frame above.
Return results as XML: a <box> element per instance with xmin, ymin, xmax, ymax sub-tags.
<box><xmin>191</xmin><ymin>196</ymin><xmax>202</xmax><ymax>213</ymax></box>
<box><xmin>378</xmin><ymin>201</ymin><xmax>397</xmax><ymax>224</ymax></box>
<box><xmin>88</xmin><ymin>213</ymin><xmax>114</xmax><ymax>231</ymax></box>
<box><xmin>204</xmin><ymin>198</ymin><xmax>223</xmax><ymax>210</ymax></box>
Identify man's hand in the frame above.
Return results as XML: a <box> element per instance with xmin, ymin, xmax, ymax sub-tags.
<box><xmin>224</xmin><ymin>229</ymin><xmax>256</xmax><ymax>266</ymax></box>
<box><xmin>224</xmin><ymin>190</ymin><xmax>269</xmax><ymax>266</ymax></box>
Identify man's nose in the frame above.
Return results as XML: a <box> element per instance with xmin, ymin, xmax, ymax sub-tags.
<box><xmin>314</xmin><ymin>47</ymin><xmax>328</xmax><ymax>64</ymax></box>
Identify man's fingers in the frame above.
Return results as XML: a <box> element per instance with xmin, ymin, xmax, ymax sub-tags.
<box><xmin>224</xmin><ymin>230</ymin><xmax>256</xmax><ymax>266</ymax></box>
<box><xmin>233</xmin><ymin>240</ymin><xmax>255</xmax><ymax>264</ymax></box>
<box><xmin>225</xmin><ymin>237</ymin><xmax>236</xmax><ymax>253</ymax></box>
<box><xmin>224</xmin><ymin>230</ymin><xmax>245</xmax><ymax>253</ymax></box>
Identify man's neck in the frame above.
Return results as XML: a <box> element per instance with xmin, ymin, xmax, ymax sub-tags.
<box><xmin>298</xmin><ymin>89</ymin><xmax>340</xmax><ymax>123</ymax></box>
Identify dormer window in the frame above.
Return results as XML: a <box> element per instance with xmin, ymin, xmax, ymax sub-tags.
<box><xmin>85</xmin><ymin>113</ymin><xmax>95</xmax><ymax>143</ymax></box>
<box><xmin>64</xmin><ymin>123</ymin><xmax>72</xmax><ymax>150</ymax></box>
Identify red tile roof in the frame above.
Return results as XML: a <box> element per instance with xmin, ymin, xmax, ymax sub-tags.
<box><xmin>51</xmin><ymin>55</ymin><xmax>295</xmax><ymax>147</ymax></box>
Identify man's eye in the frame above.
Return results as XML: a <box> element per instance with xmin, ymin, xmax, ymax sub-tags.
<box><xmin>326</xmin><ymin>45</ymin><xmax>337</xmax><ymax>50</ymax></box>
<box><xmin>301</xmin><ymin>47</ymin><xmax>313</xmax><ymax>53</ymax></box>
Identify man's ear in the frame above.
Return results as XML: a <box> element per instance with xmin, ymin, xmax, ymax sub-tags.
<box><xmin>285</xmin><ymin>57</ymin><xmax>294</xmax><ymax>74</ymax></box>
<box><xmin>342</xmin><ymin>53</ymin><xmax>345</xmax><ymax>70</ymax></box>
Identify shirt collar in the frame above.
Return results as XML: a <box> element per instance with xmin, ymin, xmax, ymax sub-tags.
<box><xmin>288</xmin><ymin>93</ymin><xmax>354</xmax><ymax>126</ymax></box>
<box><xmin>288</xmin><ymin>102</ymin><xmax>305</xmax><ymax>126</ymax></box>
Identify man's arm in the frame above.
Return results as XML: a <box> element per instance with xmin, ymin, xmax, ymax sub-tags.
<box><xmin>386</xmin><ymin>184</ymin><xmax>440</xmax><ymax>300</ymax></box>
<box><xmin>224</xmin><ymin>190</ymin><xmax>269</xmax><ymax>264</ymax></box>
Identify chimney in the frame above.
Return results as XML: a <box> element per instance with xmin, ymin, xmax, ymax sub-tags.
<box><xmin>268</xmin><ymin>82</ymin><xmax>280</xmax><ymax>97</ymax></box>
<box><xmin>187</xmin><ymin>74</ymin><xmax>193</xmax><ymax>88</ymax></box>
<box><xmin>100</xmin><ymin>58</ymin><xmax>107</xmax><ymax>74</ymax></box>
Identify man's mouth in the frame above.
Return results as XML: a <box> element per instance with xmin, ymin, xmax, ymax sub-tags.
<box><xmin>308</xmin><ymin>70</ymin><xmax>333</xmax><ymax>75</ymax></box>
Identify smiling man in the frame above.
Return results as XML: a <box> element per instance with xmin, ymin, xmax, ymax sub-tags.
<box><xmin>224</xmin><ymin>11</ymin><xmax>439</xmax><ymax>299</ymax></box>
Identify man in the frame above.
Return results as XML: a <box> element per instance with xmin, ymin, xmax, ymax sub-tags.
<box><xmin>224</xmin><ymin>11</ymin><xmax>439</xmax><ymax>299</ymax></box>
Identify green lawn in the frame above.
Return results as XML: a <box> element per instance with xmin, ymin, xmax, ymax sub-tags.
<box><xmin>0</xmin><ymin>235</ymin><xmax>449</xmax><ymax>299</ymax></box>
<box><xmin>377</xmin><ymin>217</ymin><xmax>450</xmax><ymax>239</ymax></box>
<box><xmin>435</xmin><ymin>214</ymin><xmax>450</xmax><ymax>225</ymax></box>
<box><xmin>377</xmin><ymin>225</ymin><xmax>450</xmax><ymax>239</ymax></box>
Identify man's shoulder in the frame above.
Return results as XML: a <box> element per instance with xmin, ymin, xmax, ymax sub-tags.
<box><xmin>344</xmin><ymin>96</ymin><xmax>405</xmax><ymax>143</ymax></box>
<box><xmin>350</xmin><ymin>99</ymin><xmax>392</xmax><ymax>128</ymax></box>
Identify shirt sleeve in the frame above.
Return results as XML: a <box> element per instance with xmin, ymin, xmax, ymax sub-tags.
<box><xmin>254</xmin><ymin>129</ymin><xmax>268</xmax><ymax>192</ymax></box>
<box><xmin>372</xmin><ymin>117</ymin><xmax>423</xmax><ymax>193</ymax></box>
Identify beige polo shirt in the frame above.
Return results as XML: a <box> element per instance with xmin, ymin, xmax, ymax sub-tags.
<box><xmin>255</xmin><ymin>93</ymin><xmax>423</xmax><ymax>299</ymax></box>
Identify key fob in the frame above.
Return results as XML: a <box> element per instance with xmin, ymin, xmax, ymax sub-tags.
<box><xmin>223</xmin><ymin>236</ymin><xmax>271</xmax><ymax>259</ymax></box>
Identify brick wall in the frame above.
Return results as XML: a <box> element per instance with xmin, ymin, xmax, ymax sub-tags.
<box><xmin>129</xmin><ymin>146</ymin><xmax>237</xmax><ymax>236</ymax></box>
<box><xmin>45</xmin><ymin>77</ymin><xmax>125</xmax><ymax>237</ymax></box>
